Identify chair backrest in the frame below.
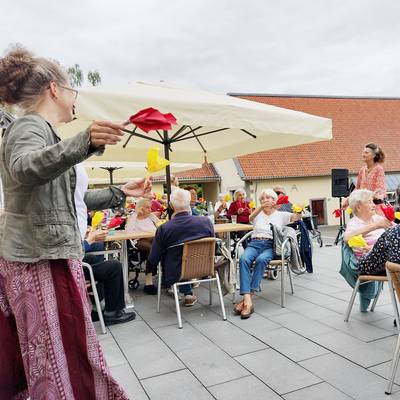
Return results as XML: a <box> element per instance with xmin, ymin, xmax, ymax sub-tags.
<box><xmin>386</xmin><ymin>262</ymin><xmax>400</xmax><ymax>296</ymax></box>
<box><xmin>179</xmin><ymin>237</ymin><xmax>216</xmax><ymax>281</ymax></box>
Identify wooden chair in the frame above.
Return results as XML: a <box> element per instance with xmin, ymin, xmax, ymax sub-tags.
<box><xmin>82</xmin><ymin>262</ymin><xmax>107</xmax><ymax>335</ymax></box>
<box><xmin>343</xmin><ymin>274</ymin><xmax>387</xmax><ymax>322</ymax></box>
<box><xmin>157</xmin><ymin>237</ymin><xmax>227</xmax><ymax>329</ymax></box>
<box><xmin>384</xmin><ymin>262</ymin><xmax>400</xmax><ymax>395</ymax></box>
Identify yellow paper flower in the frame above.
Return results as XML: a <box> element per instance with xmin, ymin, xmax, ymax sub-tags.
<box><xmin>147</xmin><ymin>145</ymin><xmax>170</xmax><ymax>173</ymax></box>
<box><xmin>292</xmin><ymin>204</ymin><xmax>304</xmax><ymax>213</ymax></box>
<box><xmin>249</xmin><ymin>200</ymin><xmax>255</xmax><ymax>209</ymax></box>
<box><xmin>395</xmin><ymin>211</ymin><xmax>400</xmax><ymax>220</ymax></box>
<box><xmin>91</xmin><ymin>211</ymin><xmax>104</xmax><ymax>228</ymax></box>
<box><xmin>348</xmin><ymin>235</ymin><xmax>367</xmax><ymax>248</ymax></box>
<box><xmin>224</xmin><ymin>193</ymin><xmax>232</xmax><ymax>202</ymax></box>
<box><xmin>156</xmin><ymin>192</ymin><xmax>162</xmax><ymax>200</ymax></box>
<box><xmin>157</xmin><ymin>219</ymin><xmax>167</xmax><ymax>227</ymax></box>
<box><xmin>346</xmin><ymin>207</ymin><xmax>353</xmax><ymax>215</ymax></box>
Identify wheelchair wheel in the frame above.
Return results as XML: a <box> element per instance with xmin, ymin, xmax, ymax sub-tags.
<box><xmin>128</xmin><ymin>279</ymin><xmax>140</xmax><ymax>290</ymax></box>
<box><xmin>267</xmin><ymin>269</ymin><xmax>279</xmax><ymax>280</ymax></box>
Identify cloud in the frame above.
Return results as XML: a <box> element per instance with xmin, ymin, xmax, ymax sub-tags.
<box><xmin>2</xmin><ymin>0</ymin><xmax>400</xmax><ymax>95</ymax></box>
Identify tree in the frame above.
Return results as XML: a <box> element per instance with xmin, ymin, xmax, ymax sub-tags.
<box><xmin>67</xmin><ymin>64</ymin><xmax>84</xmax><ymax>87</ymax></box>
<box><xmin>87</xmin><ymin>70</ymin><xmax>101</xmax><ymax>86</ymax></box>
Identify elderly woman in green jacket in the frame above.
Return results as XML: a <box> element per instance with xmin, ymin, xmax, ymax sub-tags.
<box><xmin>0</xmin><ymin>46</ymin><xmax>151</xmax><ymax>399</ymax></box>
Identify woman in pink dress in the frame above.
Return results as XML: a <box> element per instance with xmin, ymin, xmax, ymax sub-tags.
<box><xmin>356</xmin><ymin>143</ymin><xmax>386</xmax><ymax>213</ymax></box>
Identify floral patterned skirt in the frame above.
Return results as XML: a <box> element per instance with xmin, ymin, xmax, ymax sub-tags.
<box><xmin>0</xmin><ymin>258</ymin><xmax>129</xmax><ymax>400</ymax></box>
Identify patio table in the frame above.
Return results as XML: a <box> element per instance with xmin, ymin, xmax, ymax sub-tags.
<box><xmin>101</xmin><ymin>223</ymin><xmax>253</xmax><ymax>309</ymax></box>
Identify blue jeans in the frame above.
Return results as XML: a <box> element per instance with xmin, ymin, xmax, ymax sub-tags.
<box><xmin>239</xmin><ymin>239</ymin><xmax>273</xmax><ymax>294</ymax></box>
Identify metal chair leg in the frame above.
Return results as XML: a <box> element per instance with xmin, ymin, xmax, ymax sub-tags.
<box><xmin>287</xmin><ymin>263</ymin><xmax>294</xmax><ymax>294</ymax></box>
<box><xmin>386</xmin><ymin>332</ymin><xmax>400</xmax><ymax>394</ymax></box>
<box><xmin>370</xmin><ymin>281</ymin><xmax>383</xmax><ymax>312</ymax></box>
<box><xmin>387</xmin><ymin>272</ymin><xmax>400</xmax><ymax>333</ymax></box>
<box><xmin>344</xmin><ymin>278</ymin><xmax>360</xmax><ymax>322</ymax></box>
<box><xmin>281</xmin><ymin>263</ymin><xmax>286</xmax><ymax>308</ymax></box>
<box><xmin>215</xmin><ymin>271</ymin><xmax>227</xmax><ymax>321</ymax></box>
<box><xmin>173</xmin><ymin>284</ymin><xmax>183</xmax><ymax>329</ymax></box>
<box><xmin>209</xmin><ymin>280</ymin><xmax>213</xmax><ymax>305</ymax></box>
<box><xmin>157</xmin><ymin>264</ymin><xmax>162</xmax><ymax>313</ymax></box>
<box><xmin>83</xmin><ymin>262</ymin><xmax>106</xmax><ymax>335</ymax></box>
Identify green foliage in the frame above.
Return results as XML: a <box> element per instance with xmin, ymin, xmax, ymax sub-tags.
<box><xmin>87</xmin><ymin>70</ymin><xmax>101</xmax><ymax>86</ymax></box>
<box><xmin>67</xmin><ymin>64</ymin><xmax>83</xmax><ymax>87</ymax></box>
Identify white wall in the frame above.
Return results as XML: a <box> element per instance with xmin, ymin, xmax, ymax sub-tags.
<box><xmin>214</xmin><ymin>159</ymin><xmax>244</xmax><ymax>193</ymax></box>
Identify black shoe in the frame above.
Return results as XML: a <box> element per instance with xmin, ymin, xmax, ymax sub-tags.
<box><xmin>104</xmin><ymin>310</ymin><xmax>136</xmax><ymax>326</ymax></box>
<box><xmin>144</xmin><ymin>284</ymin><xmax>157</xmax><ymax>295</ymax></box>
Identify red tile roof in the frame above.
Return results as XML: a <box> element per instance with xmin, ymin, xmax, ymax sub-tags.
<box><xmin>231</xmin><ymin>95</ymin><xmax>400</xmax><ymax>180</ymax></box>
<box><xmin>152</xmin><ymin>162</ymin><xmax>220</xmax><ymax>183</ymax></box>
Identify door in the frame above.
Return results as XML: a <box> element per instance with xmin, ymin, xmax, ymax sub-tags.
<box><xmin>310</xmin><ymin>198</ymin><xmax>326</xmax><ymax>226</ymax></box>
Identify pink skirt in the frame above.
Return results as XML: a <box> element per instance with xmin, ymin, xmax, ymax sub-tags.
<box><xmin>0</xmin><ymin>258</ymin><xmax>129</xmax><ymax>400</ymax></box>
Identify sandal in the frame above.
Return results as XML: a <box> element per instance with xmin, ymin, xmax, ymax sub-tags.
<box><xmin>233</xmin><ymin>301</ymin><xmax>244</xmax><ymax>315</ymax></box>
<box><xmin>240</xmin><ymin>304</ymin><xmax>254</xmax><ymax>319</ymax></box>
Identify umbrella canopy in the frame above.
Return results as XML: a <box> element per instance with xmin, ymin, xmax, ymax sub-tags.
<box><xmin>84</xmin><ymin>160</ymin><xmax>200</xmax><ymax>184</ymax></box>
<box><xmin>58</xmin><ymin>82</ymin><xmax>332</xmax><ymax>164</ymax></box>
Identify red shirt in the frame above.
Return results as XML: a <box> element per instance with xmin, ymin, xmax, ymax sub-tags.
<box><xmin>227</xmin><ymin>200</ymin><xmax>251</xmax><ymax>223</ymax></box>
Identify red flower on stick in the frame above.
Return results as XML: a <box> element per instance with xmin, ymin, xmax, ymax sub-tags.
<box><xmin>381</xmin><ymin>205</ymin><xmax>395</xmax><ymax>221</ymax></box>
<box><xmin>129</xmin><ymin>107</ymin><xmax>177</xmax><ymax>132</ymax></box>
<box><xmin>332</xmin><ymin>209</ymin><xmax>342</xmax><ymax>218</ymax></box>
<box><xmin>276</xmin><ymin>195</ymin><xmax>289</xmax><ymax>205</ymax></box>
<box><xmin>108</xmin><ymin>216</ymin><xmax>124</xmax><ymax>229</ymax></box>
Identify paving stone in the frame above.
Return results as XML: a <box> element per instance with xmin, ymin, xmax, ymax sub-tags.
<box><xmin>141</xmin><ymin>369</ymin><xmax>213</xmax><ymax>400</ymax></box>
<box><xmin>110</xmin><ymin>321</ymin><xmax>185</xmax><ymax>379</ymax></box>
<box><xmin>100</xmin><ymin>336</ymin><xmax>127</xmax><ymax>367</ymax></box>
<box><xmin>109</xmin><ymin>363</ymin><xmax>149</xmax><ymax>400</ymax></box>
<box><xmin>235</xmin><ymin>348</ymin><xmax>322</xmax><ymax>395</ymax></box>
<box><xmin>209</xmin><ymin>375</ymin><xmax>282</xmax><ymax>400</ymax></box>
<box><xmin>283</xmin><ymin>382</ymin><xmax>352</xmax><ymax>400</ymax></box>
<box><xmin>156</xmin><ymin>324</ymin><xmax>249</xmax><ymax>387</ymax></box>
<box><xmin>300</xmin><ymin>353</ymin><xmax>400</xmax><ymax>400</ymax></box>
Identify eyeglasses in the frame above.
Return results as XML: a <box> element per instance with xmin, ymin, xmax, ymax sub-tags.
<box><xmin>58</xmin><ymin>84</ymin><xmax>79</xmax><ymax>100</ymax></box>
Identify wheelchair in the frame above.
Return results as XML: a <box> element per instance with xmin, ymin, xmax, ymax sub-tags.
<box><xmin>127</xmin><ymin>239</ymin><xmax>147</xmax><ymax>290</ymax></box>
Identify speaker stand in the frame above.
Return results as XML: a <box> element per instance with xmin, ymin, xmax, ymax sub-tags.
<box><xmin>334</xmin><ymin>197</ymin><xmax>346</xmax><ymax>245</ymax></box>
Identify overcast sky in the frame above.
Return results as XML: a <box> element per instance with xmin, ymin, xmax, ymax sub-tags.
<box><xmin>2</xmin><ymin>0</ymin><xmax>400</xmax><ymax>96</ymax></box>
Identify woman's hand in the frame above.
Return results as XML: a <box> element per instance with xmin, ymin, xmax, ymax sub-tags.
<box><xmin>86</xmin><ymin>228</ymin><xmax>108</xmax><ymax>244</ymax></box>
<box><xmin>122</xmin><ymin>177</ymin><xmax>152</xmax><ymax>198</ymax></box>
<box><xmin>89</xmin><ymin>121</ymin><xmax>127</xmax><ymax>147</ymax></box>
<box><xmin>374</xmin><ymin>218</ymin><xmax>392</xmax><ymax>230</ymax></box>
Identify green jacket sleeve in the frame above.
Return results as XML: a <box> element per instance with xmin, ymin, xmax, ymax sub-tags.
<box><xmin>84</xmin><ymin>186</ymin><xmax>126</xmax><ymax>211</ymax></box>
<box><xmin>6</xmin><ymin>116</ymin><xmax>92</xmax><ymax>186</ymax></box>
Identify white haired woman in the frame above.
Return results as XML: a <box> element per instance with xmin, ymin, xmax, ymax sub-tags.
<box><xmin>126</xmin><ymin>198</ymin><xmax>160</xmax><ymax>294</ymax></box>
<box><xmin>235</xmin><ymin>189</ymin><xmax>301</xmax><ymax>319</ymax></box>
<box><xmin>214</xmin><ymin>193</ymin><xmax>230</xmax><ymax>220</ymax></box>
<box><xmin>344</xmin><ymin>189</ymin><xmax>392</xmax><ymax>259</ymax></box>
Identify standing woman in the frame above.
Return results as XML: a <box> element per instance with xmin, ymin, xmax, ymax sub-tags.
<box><xmin>356</xmin><ymin>143</ymin><xmax>386</xmax><ymax>210</ymax></box>
<box><xmin>0</xmin><ymin>47</ymin><xmax>150</xmax><ymax>399</ymax></box>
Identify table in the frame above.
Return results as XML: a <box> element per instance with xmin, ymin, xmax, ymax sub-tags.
<box><xmin>101</xmin><ymin>223</ymin><xmax>253</xmax><ymax>309</ymax></box>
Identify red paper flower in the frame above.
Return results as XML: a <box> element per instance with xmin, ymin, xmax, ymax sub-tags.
<box><xmin>332</xmin><ymin>209</ymin><xmax>342</xmax><ymax>218</ymax></box>
<box><xmin>129</xmin><ymin>107</ymin><xmax>177</xmax><ymax>132</ymax></box>
<box><xmin>381</xmin><ymin>205</ymin><xmax>395</xmax><ymax>221</ymax></box>
<box><xmin>276</xmin><ymin>195</ymin><xmax>289</xmax><ymax>205</ymax></box>
<box><xmin>108</xmin><ymin>216</ymin><xmax>124</xmax><ymax>229</ymax></box>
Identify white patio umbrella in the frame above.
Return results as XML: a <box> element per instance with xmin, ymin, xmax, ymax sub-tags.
<box><xmin>58</xmin><ymin>81</ymin><xmax>332</xmax><ymax>197</ymax></box>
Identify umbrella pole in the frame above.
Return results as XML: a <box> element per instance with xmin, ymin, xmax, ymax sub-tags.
<box><xmin>163</xmin><ymin>130</ymin><xmax>172</xmax><ymax>218</ymax></box>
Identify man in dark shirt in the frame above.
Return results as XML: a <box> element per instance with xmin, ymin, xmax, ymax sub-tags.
<box><xmin>148</xmin><ymin>188</ymin><xmax>214</xmax><ymax>306</ymax></box>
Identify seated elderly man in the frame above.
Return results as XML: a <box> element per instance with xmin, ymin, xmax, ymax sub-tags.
<box><xmin>344</xmin><ymin>189</ymin><xmax>400</xmax><ymax>275</ymax></box>
<box><xmin>83</xmin><ymin>228</ymin><xmax>136</xmax><ymax>325</ymax></box>
<box><xmin>235</xmin><ymin>189</ymin><xmax>301</xmax><ymax>319</ymax></box>
<box><xmin>147</xmin><ymin>188</ymin><xmax>214</xmax><ymax>306</ymax></box>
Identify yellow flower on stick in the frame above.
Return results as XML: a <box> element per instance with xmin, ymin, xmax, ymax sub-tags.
<box><xmin>292</xmin><ymin>204</ymin><xmax>304</xmax><ymax>213</ymax></box>
<box><xmin>91</xmin><ymin>211</ymin><xmax>104</xmax><ymax>229</ymax></box>
<box><xmin>224</xmin><ymin>193</ymin><xmax>232</xmax><ymax>202</ymax></box>
<box><xmin>346</xmin><ymin>207</ymin><xmax>353</xmax><ymax>215</ymax></box>
<box><xmin>146</xmin><ymin>145</ymin><xmax>170</xmax><ymax>173</ymax></box>
<box><xmin>395</xmin><ymin>211</ymin><xmax>400</xmax><ymax>221</ymax></box>
<box><xmin>348</xmin><ymin>235</ymin><xmax>367</xmax><ymax>248</ymax></box>
<box><xmin>249</xmin><ymin>200</ymin><xmax>255</xmax><ymax>209</ymax></box>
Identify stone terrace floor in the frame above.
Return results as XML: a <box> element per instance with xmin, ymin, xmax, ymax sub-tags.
<box><xmin>97</xmin><ymin>228</ymin><xmax>400</xmax><ymax>400</ymax></box>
